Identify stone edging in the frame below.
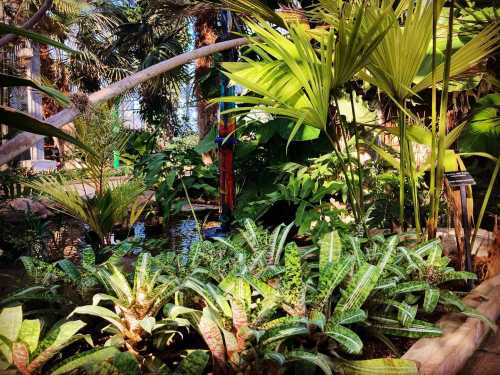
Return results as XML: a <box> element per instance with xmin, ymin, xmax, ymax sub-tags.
<box><xmin>402</xmin><ymin>274</ymin><xmax>500</xmax><ymax>374</ymax></box>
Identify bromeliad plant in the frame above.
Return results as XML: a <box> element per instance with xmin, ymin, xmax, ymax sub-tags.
<box><xmin>70</xmin><ymin>253</ymin><xmax>179</xmax><ymax>356</ymax></box>
<box><xmin>182</xmin><ymin>222</ymin><xmax>494</xmax><ymax>374</ymax></box>
<box><xmin>0</xmin><ymin>305</ymin><xmax>119</xmax><ymax>374</ymax></box>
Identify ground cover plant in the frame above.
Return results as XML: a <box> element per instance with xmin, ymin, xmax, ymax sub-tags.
<box><xmin>0</xmin><ymin>0</ymin><xmax>499</xmax><ymax>374</ymax></box>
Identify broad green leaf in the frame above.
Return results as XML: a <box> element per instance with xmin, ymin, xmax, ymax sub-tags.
<box><xmin>319</xmin><ymin>231</ymin><xmax>342</xmax><ymax>272</ymax></box>
<box><xmin>325</xmin><ymin>323</ymin><xmax>363</xmax><ymax>354</ymax></box>
<box><xmin>338</xmin><ymin>358</ymin><xmax>418</xmax><ymax>375</ymax></box>
<box><xmin>49</xmin><ymin>346</ymin><xmax>120</xmax><ymax>375</ymax></box>
<box><xmin>439</xmin><ymin>291</ymin><xmax>466</xmax><ymax>311</ymax></box>
<box><xmin>282</xmin><ymin>242</ymin><xmax>305</xmax><ymax>308</ymax></box>
<box><xmin>330</xmin><ymin>309</ymin><xmax>367</xmax><ymax>326</ymax></box>
<box><xmin>377</xmin><ymin>235</ymin><xmax>398</xmax><ymax>271</ymax></box>
<box><xmin>396</xmin><ymin>303</ymin><xmax>417</xmax><ymax>328</ymax></box>
<box><xmin>372</xmin><ymin>319</ymin><xmax>442</xmax><ymax>338</ymax></box>
<box><xmin>423</xmin><ymin>288</ymin><xmax>440</xmax><ymax>313</ymax></box>
<box><xmin>316</xmin><ymin>256</ymin><xmax>354</xmax><ymax>309</ymax></box>
<box><xmin>70</xmin><ymin>306</ymin><xmax>124</xmax><ymax>332</ymax></box>
<box><xmin>219</xmin><ymin>274</ymin><xmax>251</xmax><ymax>308</ymax></box>
<box><xmin>41</xmin><ymin>320</ymin><xmax>87</xmax><ymax>351</ymax></box>
<box><xmin>0</xmin><ymin>305</ymin><xmax>22</xmax><ymax>342</ymax></box>
<box><xmin>18</xmin><ymin>319</ymin><xmax>41</xmax><ymax>354</ymax></box>
<box><xmin>56</xmin><ymin>260</ymin><xmax>81</xmax><ymax>283</ymax></box>
<box><xmin>334</xmin><ymin>263</ymin><xmax>381</xmax><ymax>313</ymax></box>
<box><xmin>259</xmin><ymin>322</ymin><xmax>309</xmax><ymax>347</ymax></box>
<box><xmin>287</xmin><ymin>351</ymin><xmax>333</xmax><ymax>375</ymax></box>
<box><xmin>139</xmin><ymin>317</ymin><xmax>155</xmax><ymax>334</ymax></box>
<box><xmin>385</xmin><ymin>281</ymin><xmax>428</xmax><ymax>296</ymax></box>
<box><xmin>438</xmin><ymin>271</ymin><xmax>477</xmax><ymax>284</ymax></box>
<box><xmin>111</xmin><ymin>352</ymin><xmax>140</xmax><ymax>375</ymax></box>
<box><xmin>172</xmin><ymin>350</ymin><xmax>209</xmax><ymax>375</ymax></box>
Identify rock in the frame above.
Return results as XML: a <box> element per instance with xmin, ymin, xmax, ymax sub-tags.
<box><xmin>3</xmin><ymin>197</ymin><xmax>53</xmax><ymax>219</ymax></box>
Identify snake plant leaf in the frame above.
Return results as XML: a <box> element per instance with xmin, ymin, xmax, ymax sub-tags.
<box><xmin>0</xmin><ymin>305</ymin><xmax>23</xmax><ymax>342</ymax></box>
<box><xmin>325</xmin><ymin>323</ymin><xmax>363</xmax><ymax>355</ymax></box>
<box><xmin>385</xmin><ymin>281</ymin><xmax>428</xmax><ymax>296</ymax></box>
<box><xmin>49</xmin><ymin>346</ymin><xmax>120</xmax><ymax>375</ymax></box>
<box><xmin>0</xmin><ymin>23</ymin><xmax>77</xmax><ymax>54</ymax></box>
<box><xmin>330</xmin><ymin>309</ymin><xmax>367</xmax><ymax>326</ymax></box>
<box><xmin>423</xmin><ymin>288</ymin><xmax>440</xmax><ymax>313</ymax></box>
<box><xmin>0</xmin><ymin>73</ymin><xmax>70</xmax><ymax>106</ymax></box>
<box><xmin>172</xmin><ymin>350</ymin><xmax>209</xmax><ymax>375</ymax></box>
<box><xmin>18</xmin><ymin>319</ymin><xmax>41</xmax><ymax>354</ymax></box>
<box><xmin>371</xmin><ymin>319</ymin><xmax>442</xmax><ymax>338</ymax></box>
<box><xmin>287</xmin><ymin>351</ymin><xmax>334</xmax><ymax>375</ymax></box>
<box><xmin>316</xmin><ymin>256</ymin><xmax>354</xmax><ymax>310</ymax></box>
<box><xmin>334</xmin><ymin>263</ymin><xmax>381</xmax><ymax>313</ymax></box>
<box><xmin>0</xmin><ymin>106</ymin><xmax>95</xmax><ymax>156</ymax></box>
<box><xmin>337</xmin><ymin>358</ymin><xmax>418</xmax><ymax>375</ymax></box>
<box><xmin>319</xmin><ymin>231</ymin><xmax>342</xmax><ymax>272</ymax></box>
<box><xmin>32</xmin><ymin>321</ymin><xmax>92</xmax><ymax>371</ymax></box>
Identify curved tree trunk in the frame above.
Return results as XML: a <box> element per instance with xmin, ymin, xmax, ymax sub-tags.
<box><xmin>0</xmin><ymin>37</ymin><xmax>248</xmax><ymax>166</ymax></box>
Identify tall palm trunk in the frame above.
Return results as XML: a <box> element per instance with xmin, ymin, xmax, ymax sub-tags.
<box><xmin>194</xmin><ymin>10</ymin><xmax>219</xmax><ymax>165</ymax></box>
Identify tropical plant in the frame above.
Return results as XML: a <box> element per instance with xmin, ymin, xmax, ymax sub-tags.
<box><xmin>0</xmin><ymin>304</ymin><xmax>119</xmax><ymax>374</ymax></box>
<box><xmin>70</xmin><ymin>253</ymin><xmax>180</xmax><ymax>356</ymax></box>
<box><xmin>26</xmin><ymin>108</ymin><xmax>147</xmax><ymax>246</ymax></box>
<box><xmin>352</xmin><ymin>0</ymin><xmax>500</xmax><ymax>235</ymax></box>
<box><xmin>135</xmin><ymin>134</ymin><xmax>218</xmax><ymax>223</ymax></box>
<box><xmin>0</xmin><ymin>21</ymin><xmax>93</xmax><ymax>152</ymax></box>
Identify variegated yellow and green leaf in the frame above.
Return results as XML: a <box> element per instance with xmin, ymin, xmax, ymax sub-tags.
<box><xmin>423</xmin><ymin>288</ymin><xmax>440</xmax><ymax>313</ymax></box>
<box><xmin>334</xmin><ymin>263</ymin><xmax>381</xmax><ymax>313</ymax></box>
<box><xmin>325</xmin><ymin>323</ymin><xmax>363</xmax><ymax>354</ymax></box>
